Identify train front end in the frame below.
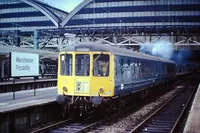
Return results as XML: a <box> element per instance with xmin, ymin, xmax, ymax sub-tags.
<box><xmin>56</xmin><ymin>50</ymin><xmax>114</xmax><ymax>115</ymax></box>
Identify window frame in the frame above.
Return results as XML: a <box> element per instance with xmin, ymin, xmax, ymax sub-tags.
<box><xmin>60</xmin><ymin>54</ymin><xmax>72</xmax><ymax>76</ymax></box>
<box><xmin>75</xmin><ymin>54</ymin><xmax>90</xmax><ymax>76</ymax></box>
<box><xmin>93</xmin><ymin>53</ymin><xmax>110</xmax><ymax>77</ymax></box>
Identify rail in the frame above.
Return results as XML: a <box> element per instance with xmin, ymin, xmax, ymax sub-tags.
<box><xmin>30</xmin><ymin>76</ymin><xmax>196</xmax><ymax>133</ymax></box>
<box><xmin>30</xmin><ymin>117</ymin><xmax>75</xmax><ymax>133</ymax></box>
<box><xmin>127</xmin><ymin>82</ymin><xmax>197</xmax><ymax>133</ymax></box>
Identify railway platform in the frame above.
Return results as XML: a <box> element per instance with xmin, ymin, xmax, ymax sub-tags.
<box><xmin>0</xmin><ymin>87</ymin><xmax>62</xmax><ymax>133</ymax></box>
<box><xmin>0</xmin><ymin>87</ymin><xmax>57</xmax><ymax>113</ymax></box>
<box><xmin>0</xmin><ymin>77</ymin><xmax>56</xmax><ymax>86</ymax></box>
<box><xmin>0</xmin><ymin>77</ymin><xmax>57</xmax><ymax>93</ymax></box>
<box><xmin>184</xmin><ymin>83</ymin><xmax>200</xmax><ymax>133</ymax></box>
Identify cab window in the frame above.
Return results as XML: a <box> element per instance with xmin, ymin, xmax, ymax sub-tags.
<box><xmin>93</xmin><ymin>54</ymin><xmax>109</xmax><ymax>76</ymax></box>
<box><xmin>75</xmin><ymin>54</ymin><xmax>90</xmax><ymax>76</ymax></box>
<box><xmin>60</xmin><ymin>54</ymin><xmax>72</xmax><ymax>76</ymax></box>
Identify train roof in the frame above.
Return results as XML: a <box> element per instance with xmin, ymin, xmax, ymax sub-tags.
<box><xmin>62</xmin><ymin>43</ymin><xmax>175</xmax><ymax>64</ymax></box>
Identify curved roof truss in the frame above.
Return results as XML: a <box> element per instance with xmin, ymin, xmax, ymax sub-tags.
<box><xmin>61</xmin><ymin>0</ymin><xmax>93</xmax><ymax>27</ymax></box>
<box><xmin>20</xmin><ymin>0</ymin><xmax>60</xmax><ymax>27</ymax></box>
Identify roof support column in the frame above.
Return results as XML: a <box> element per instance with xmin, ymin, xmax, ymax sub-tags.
<box><xmin>14</xmin><ymin>30</ymin><xmax>20</xmax><ymax>47</ymax></box>
<box><xmin>1</xmin><ymin>60</ymin><xmax>5</xmax><ymax>80</ymax></box>
<box><xmin>34</xmin><ymin>30</ymin><xmax>39</xmax><ymax>49</ymax></box>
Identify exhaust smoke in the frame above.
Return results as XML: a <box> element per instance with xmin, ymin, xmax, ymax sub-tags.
<box><xmin>140</xmin><ymin>40</ymin><xmax>174</xmax><ymax>59</ymax></box>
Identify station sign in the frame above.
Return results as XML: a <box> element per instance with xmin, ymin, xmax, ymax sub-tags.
<box><xmin>10</xmin><ymin>52</ymin><xmax>39</xmax><ymax>77</ymax></box>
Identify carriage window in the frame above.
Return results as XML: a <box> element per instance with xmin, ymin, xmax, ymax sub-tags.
<box><xmin>146</xmin><ymin>62</ymin><xmax>150</xmax><ymax>76</ymax></box>
<box><xmin>115</xmin><ymin>59</ymin><xmax>117</xmax><ymax>76</ymax></box>
<box><xmin>131</xmin><ymin>60</ymin><xmax>135</xmax><ymax>76</ymax></box>
<box><xmin>141</xmin><ymin>61</ymin><xmax>145</xmax><ymax>76</ymax></box>
<box><xmin>120</xmin><ymin>59</ymin><xmax>124</xmax><ymax>66</ymax></box>
<box><xmin>60</xmin><ymin>54</ymin><xmax>72</xmax><ymax>76</ymax></box>
<box><xmin>76</xmin><ymin>54</ymin><xmax>90</xmax><ymax>76</ymax></box>
<box><xmin>93</xmin><ymin>54</ymin><xmax>109</xmax><ymax>76</ymax></box>
<box><xmin>136</xmin><ymin>60</ymin><xmax>140</xmax><ymax>78</ymax></box>
<box><xmin>128</xmin><ymin>60</ymin><xmax>130</xmax><ymax>66</ymax></box>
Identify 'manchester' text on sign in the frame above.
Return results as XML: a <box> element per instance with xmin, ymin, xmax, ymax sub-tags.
<box><xmin>11</xmin><ymin>52</ymin><xmax>39</xmax><ymax>77</ymax></box>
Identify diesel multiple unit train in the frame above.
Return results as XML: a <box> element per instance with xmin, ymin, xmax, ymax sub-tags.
<box><xmin>56</xmin><ymin>43</ymin><xmax>176</xmax><ymax>115</ymax></box>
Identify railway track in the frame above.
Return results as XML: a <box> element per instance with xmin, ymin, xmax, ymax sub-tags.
<box><xmin>51</xmin><ymin>116</ymin><xmax>102</xmax><ymax>133</ymax></box>
<box><xmin>31</xmin><ymin>97</ymin><xmax>140</xmax><ymax>133</ymax></box>
<box><xmin>48</xmin><ymin>85</ymin><xmax>187</xmax><ymax>133</ymax></box>
<box><xmin>31</xmin><ymin>77</ymin><xmax>196</xmax><ymax>133</ymax></box>
<box><xmin>125</xmin><ymin>81</ymin><xmax>198</xmax><ymax>133</ymax></box>
<box><xmin>30</xmin><ymin>117</ymin><xmax>76</xmax><ymax>133</ymax></box>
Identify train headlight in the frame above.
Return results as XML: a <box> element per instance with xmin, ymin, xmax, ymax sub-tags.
<box><xmin>62</xmin><ymin>86</ymin><xmax>67</xmax><ymax>92</ymax></box>
<box><xmin>99</xmin><ymin>88</ymin><xmax>104</xmax><ymax>94</ymax></box>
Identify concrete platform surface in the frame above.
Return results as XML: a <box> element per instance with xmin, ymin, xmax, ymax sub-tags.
<box><xmin>0</xmin><ymin>87</ymin><xmax>57</xmax><ymax>113</ymax></box>
<box><xmin>184</xmin><ymin>83</ymin><xmax>200</xmax><ymax>133</ymax></box>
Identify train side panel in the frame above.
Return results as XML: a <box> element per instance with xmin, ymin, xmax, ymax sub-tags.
<box><xmin>113</xmin><ymin>55</ymin><xmax>160</xmax><ymax>96</ymax></box>
<box><xmin>113</xmin><ymin>55</ymin><xmax>176</xmax><ymax>96</ymax></box>
<box><xmin>159</xmin><ymin>61</ymin><xmax>176</xmax><ymax>82</ymax></box>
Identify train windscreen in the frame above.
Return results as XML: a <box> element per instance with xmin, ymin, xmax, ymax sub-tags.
<box><xmin>93</xmin><ymin>54</ymin><xmax>109</xmax><ymax>76</ymax></box>
<box><xmin>75</xmin><ymin>54</ymin><xmax>90</xmax><ymax>76</ymax></box>
<box><xmin>60</xmin><ymin>54</ymin><xmax>72</xmax><ymax>76</ymax></box>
